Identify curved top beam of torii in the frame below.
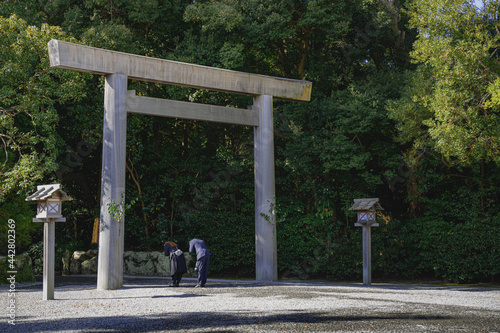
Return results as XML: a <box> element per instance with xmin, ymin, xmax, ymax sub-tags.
<box><xmin>48</xmin><ymin>39</ymin><xmax>312</xmax><ymax>101</ymax></box>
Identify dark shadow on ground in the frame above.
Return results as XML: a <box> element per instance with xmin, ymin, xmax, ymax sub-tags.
<box><xmin>1</xmin><ymin>311</ymin><xmax>454</xmax><ymax>333</ymax></box>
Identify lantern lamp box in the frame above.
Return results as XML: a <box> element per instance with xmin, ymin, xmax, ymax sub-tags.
<box><xmin>26</xmin><ymin>184</ymin><xmax>72</xmax><ymax>222</ymax></box>
<box><xmin>349</xmin><ymin>198</ymin><xmax>383</xmax><ymax>227</ymax></box>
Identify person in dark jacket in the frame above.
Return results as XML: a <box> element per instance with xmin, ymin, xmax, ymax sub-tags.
<box><xmin>188</xmin><ymin>238</ymin><xmax>211</xmax><ymax>287</ymax></box>
<box><xmin>164</xmin><ymin>241</ymin><xmax>187</xmax><ymax>287</ymax></box>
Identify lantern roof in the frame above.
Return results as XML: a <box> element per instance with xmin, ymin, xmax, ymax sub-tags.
<box><xmin>349</xmin><ymin>198</ymin><xmax>383</xmax><ymax>211</ymax></box>
<box><xmin>26</xmin><ymin>184</ymin><xmax>72</xmax><ymax>201</ymax></box>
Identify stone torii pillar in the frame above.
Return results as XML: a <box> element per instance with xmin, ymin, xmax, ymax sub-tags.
<box><xmin>98</xmin><ymin>74</ymin><xmax>128</xmax><ymax>289</ymax></box>
<box><xmin>48</xmin><ymin>39</ymin><xmax>312</xmax><ymax>288</ymax></box>
<box><xmin>253</xmin><ymin>95</ymin><xmax>277</xmax><ymax>281</ymax></box>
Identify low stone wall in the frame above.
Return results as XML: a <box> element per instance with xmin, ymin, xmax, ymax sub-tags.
<box><xmin>62</xmin><ymin>250</ymin><xmax>196</xmax><ymax>277</ymax></box>
<box><xmin>124</xmin><ymin>251</ymin><xmax>169</xmax><ymax>276</ymax></box>
<box><xmin>0</xmin><ymin>253</ymin><xmax>35</xmax><ymax>284</ymax></box>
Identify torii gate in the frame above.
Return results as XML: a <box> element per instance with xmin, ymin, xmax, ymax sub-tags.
<box><xmin>48</xmin><ymin>40</ymin><xmax>312</xmax><ymax>289</ymax></box>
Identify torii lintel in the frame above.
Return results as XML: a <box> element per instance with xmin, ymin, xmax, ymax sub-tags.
<box><xmin>48</xmin><ymin>39</ymin><xmax>312</xmax><ymax>101</ymax></box>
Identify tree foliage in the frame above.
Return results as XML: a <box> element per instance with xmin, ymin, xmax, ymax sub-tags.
<box><xmin>0</xmin><ymin>15</ymin><xmax>88</xmax><ymax>199</ymax></box>
<box><xmin>391</xmin><ymin>0</ymin><xmax>500</xmax><ymax>166</ymax></box>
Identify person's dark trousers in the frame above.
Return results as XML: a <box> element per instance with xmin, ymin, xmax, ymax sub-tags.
<box><xmin>197</xmin><ymin>255</ymin><xmax>210</xmax><ymax>287</ymax></box>
<box><xmin>172</xmin><ymin>272</ymin><xmax>183</xmax><ymax>286</ymax></box>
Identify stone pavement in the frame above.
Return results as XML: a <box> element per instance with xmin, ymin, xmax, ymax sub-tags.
<box><xmin>1</xmin><ymin>275</ymin><xmax>499</xmax><ymax>332</ymax></box>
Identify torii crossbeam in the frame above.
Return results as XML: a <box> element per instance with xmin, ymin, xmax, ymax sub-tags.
<box><xmin>48</xmin><ymin>39</ymin><xmax>312</xmax><ymax>289</ymax></box>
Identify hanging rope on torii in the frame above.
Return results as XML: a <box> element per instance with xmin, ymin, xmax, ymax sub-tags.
<box><xmin>48</xmin><ymin>39</ymin><xmax>312</xmax><ymax>290</ymax></box>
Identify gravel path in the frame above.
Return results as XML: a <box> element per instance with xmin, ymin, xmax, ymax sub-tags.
<box><xmin>1</xmin><ymin>275</ymin><xmax>499</xmax><ymax>332</ymax></box>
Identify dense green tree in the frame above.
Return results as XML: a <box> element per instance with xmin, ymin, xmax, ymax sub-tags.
<box><xmin>0</xmin><ymin>15</ymin><xmax>89</xmax><ymax>200</ymax></box>
<box><xmin>391</xmin><ymin>0</ymin><xmax>500</xmax><ymax>166</ymax></box>
<box><xmin>184</xmin><ymin>0</ymin><xmax>350</xmax><ymax>79</ymax></box>
<box><xmin>0</xmin><ymin>15</ymin><xmax>91</xmax><ymax>252</ymax></box>
<box><xmin>385</xmin><ymin>0</ymin><xmax>500</xmax><ymax>282</ymax></box>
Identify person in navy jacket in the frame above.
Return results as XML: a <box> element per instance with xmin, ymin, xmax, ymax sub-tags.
<box><xmin>188</xmin><ymin>238</ymin><xmax>211</xmax><ymax>287</ymax></box>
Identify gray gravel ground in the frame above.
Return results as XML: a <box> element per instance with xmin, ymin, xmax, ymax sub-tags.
<box><xmin>1</xmin><ymin>275</ymin><xmax>499</xmax><ymax>332</ymax></box>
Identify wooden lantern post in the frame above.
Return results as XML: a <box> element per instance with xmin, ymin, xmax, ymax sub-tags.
<box><xmin>26</xmin><ymin>184</ymin><xmax>72</xmax><ymax>300</ymax></box>
<box><xmin>349</xmin><ymin>198</ymin><xmax>383</xmax><ymax>286</ymax></box>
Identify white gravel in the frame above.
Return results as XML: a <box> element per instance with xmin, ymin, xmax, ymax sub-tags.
<box><xmin>2</xmin><ymin>275</ymin><xmax>500</xmax><ymax>332</ymax></box>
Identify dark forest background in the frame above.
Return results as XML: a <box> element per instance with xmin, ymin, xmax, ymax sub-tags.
<box><xmin>1</xmin><ymin>0</ymin><xmax>499</xmax><ymax>283</ymax></box>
